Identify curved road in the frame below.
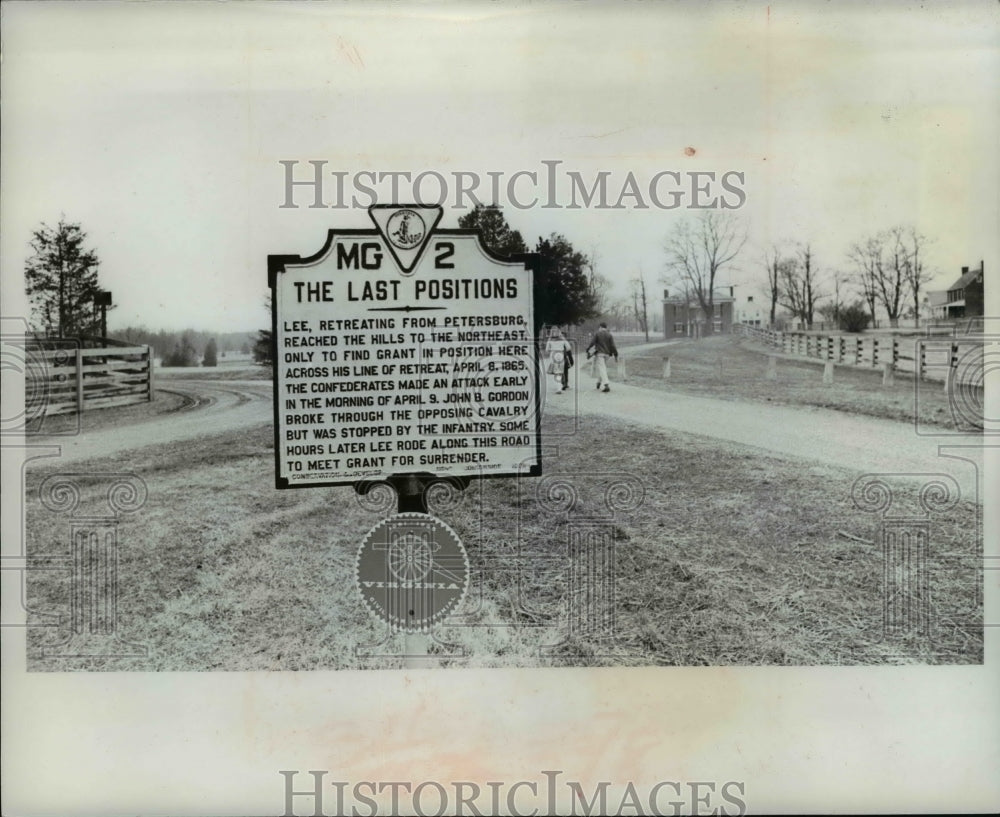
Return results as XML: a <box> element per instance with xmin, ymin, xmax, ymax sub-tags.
<box><xmin>30</xmin><ymin>359</ymin><xmax>985</xmax><ymax>503</ymax></box>
<box><xmin>31</xmin><ymin>378</ymin><xmax>273</xmax><ymax>465</ymax></box>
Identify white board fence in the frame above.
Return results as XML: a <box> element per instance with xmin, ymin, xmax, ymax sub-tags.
<box><xmin>734</xmin><ymin>324</ymin><xmax>983</xmax><ymax>386</ymax></box>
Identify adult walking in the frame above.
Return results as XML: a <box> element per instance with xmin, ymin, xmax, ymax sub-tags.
<box><xmin>545</xmin><ymin>326</ymin><xmax>574</xmax><ymax>394</ymax></box>
<box><xmin>586</xmin><ymin>322</ymin><xmax>618</xmax><ymax>393</ymax></box>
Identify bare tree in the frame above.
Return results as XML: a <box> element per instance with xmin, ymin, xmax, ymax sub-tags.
<box><xmin>829</xmin><ymin>268</ymin><xmax>847</xmax><ymax>322</ymax></box>
<box><xmin>849</xmin><ymin>227</ymin><xmax>934</xmax><ymax>328</ymax></box>
<box><xmin>817</xmin><ymin>268</ymin><xmax>848</xmax><ymax>328</ymax></box>
<box><xmin>778</xmin><ymin>244</ymin><xmax>823</xmax><ymax>329</ymax></box>
<box><xmin>762</xmin><ymin>245</ymin><xmax>785</xmax><ymax>329</ymax></box>
<box><xmin>630</xmin><ymin>273</ymin><xmax>650</xmax><ymax>341</ymax></box>
<box><xmin>879</xmin><ymin>227</ymin><xmax>912</xmax><ymax>327</ymax></box>
<box><xmin>900</xmin><ymin>226</ymin><xmax>934</xmax><ymax>326</ymax></box>
<box><xmin>605</xmin><ymin>297</ymin><xmax>633</xmax><ymax>331</ymax></box>
<box><xmin>663</xmin><ymin>212</ymin><xmax>746</xmax><ymax>336</ymax></box>
<box><xmin>848</xmin><ymin>236</ymin><xmax>883</xmax><ymax>326</ymax></box>
<box><xmin>587</xmin><ymin>246</ymin><xmax>613</xmax><ymax>316</ymax></box>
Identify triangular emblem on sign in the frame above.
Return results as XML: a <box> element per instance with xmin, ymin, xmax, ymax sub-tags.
<box><xmin>369</xmin><ymin>205</ymin><xmax>443</xmax><ymax>274</ymax></box>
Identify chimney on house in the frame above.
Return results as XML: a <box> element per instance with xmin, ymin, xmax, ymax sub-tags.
<box><xmin>663</xmin><ymin>289</ymin><xmax>669</xmax><ymax>298</ymax></box>
<box><xmin>962</xmin><ymin>266</ymin><xmax>969</xmax><ymax>274</ymax></box>
<box><xmin>729</xmin><ymin>286</ymin><xmax>734</xmax><ymax>297</ymax></box>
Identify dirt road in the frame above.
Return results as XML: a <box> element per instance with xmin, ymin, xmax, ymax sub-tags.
<box><xmin>30</xmin><ymin>379</ymin><xmax>272</xmax><ymax>464</ymax></box>
<box><xmin>546</xmin><ymin>379</ymin><xmax>982</xmax><ymax>503</ymax></box>
<box><xmin>30</xmin><ymin>357</ymin><xmax>984</xmax><ymax>502</ymax></box>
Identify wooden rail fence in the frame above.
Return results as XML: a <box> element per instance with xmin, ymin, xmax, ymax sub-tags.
<box><xmin>27</xmin><ymin>341</ymin><xmax>154</xmax><ymax>416</ymax></box>
<box><xmin>734</xmin><ymin>324</ymin><xmax>983</xmax><ymax>386</ymax></box>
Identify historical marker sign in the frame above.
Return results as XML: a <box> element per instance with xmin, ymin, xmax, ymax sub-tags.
<box><xmin>268</xmin><ymin>205</ymin><xmax>541</xmax><ymax>488</ymax></box>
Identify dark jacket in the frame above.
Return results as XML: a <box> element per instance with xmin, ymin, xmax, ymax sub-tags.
<box><xmin>587</xmin><ymin>328</ymin><xmax>618</xmax><ymax>357</ymax></box>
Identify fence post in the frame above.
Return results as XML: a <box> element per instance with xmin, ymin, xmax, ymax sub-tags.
<box><xmin>944</xmin><ymin>342</ymin><xmax>958</xmax><ymax>393</ymax></box>
<box><xmin>882</xmin><ymin>362</ymin><xmax>894</xmax><ymax>387</ymax></box>
<box><xmin>75</xmin><ymin>348</ymin><xmax>84</xmax><ymax>414</ymax></box>
<box><xmin>766</xmin><ymin>355</ymin><xmax>777</xmax><ymax>380</ymax></box>
<box><xmin>147</xmin><ymin>345</ymin><xmax>155</xmax><ymax>402</ymax></box>
<box><xmin>855</xmin><ymin>337</ymin><xmax>862</xmax><ymax>365</ymax></box>
<box><xmin>662</xmin><ymin>356</ymin><xmax>671</xmax><ymax>379</ymax></box>
<box><xmin>823</xmin><ymin>361</ymin><xmax>834</xmax><ymax>385</ymax></box>
<box><xmin>617</xmin><ymin>356</ymin><xmax>627</xmax><ymax>381</ymax></box>
<box><xmin>873</xmin><ymin>337</ymin><xmax>879</xmax><ymax>368</ymax></box>
<box><xmin>919</xmin><ymin>342</ymin><xmax>926</xmax><ymax>380</ymax></box>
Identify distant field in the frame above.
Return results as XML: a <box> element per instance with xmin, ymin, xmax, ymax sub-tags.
<box><xmin>25</xmin><ymin>412</ymin><xmax>981</xmax><ymax>670</ymax></box>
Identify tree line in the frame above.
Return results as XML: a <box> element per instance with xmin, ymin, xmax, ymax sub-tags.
<box><xmin>654</xmin><ymin>212</ymin><xmax>941</xmax><ymax>335</ymax></box>
<box><xmin>116</xmin><ymin>327</ymin><xmax>252</xmax><ymax>365</ymax></box>
<box><xmin>755</xmin><ymin>225</ymin><xmax>934</xmax><ymax>332</ymax></box>
<box><xmin>25</xmin><ymin>214</ymin><xmax>953</xmax><ymax>368</ymax></box>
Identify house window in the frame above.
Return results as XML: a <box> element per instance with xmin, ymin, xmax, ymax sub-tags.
<box><xmin>674</xmin><ymin>323</ymin><xmax>686</xmax><ymax>334</ymax></box>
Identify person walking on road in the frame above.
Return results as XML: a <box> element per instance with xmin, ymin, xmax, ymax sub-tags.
<box><xmin>586</xmin><ymin>322</ymin><xmax>618</xmax><ymax>393</ymax></box>
<box><xmin>545</xmin><ymin>326</ymin><xmax>574</xmax><ymax>394</ymax></box>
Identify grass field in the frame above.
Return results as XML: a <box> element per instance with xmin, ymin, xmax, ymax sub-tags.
<box><xmin>623</xmin><ymin>335</ymin><xmax>975</xmax><ymax>430</ymax></box>
<box><xmin>25</xmin><ymin>411</ymin><xmax>982</xmax><ymax>670</ymax></box>
<box><xmin>156</xmin><ymin>364</ymin><xmax>271</xmax><ymax>381</ymax></box>
<box><xmin>29</xmin><ymin>388</ymin><xmax>190</xmax><ymax>436</ymax></box>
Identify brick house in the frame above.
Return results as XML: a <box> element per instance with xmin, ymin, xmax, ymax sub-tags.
<box><xmin>944</xmin><ymin>261</ymin><xmax>984</xmax><ymax>319</ymax></box>
<box><xmin>662</xmin><ymin>287</ymin><xmax>735</xmax><ymax>338</ymax></box>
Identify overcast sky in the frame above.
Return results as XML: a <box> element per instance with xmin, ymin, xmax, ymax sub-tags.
<box><xmin>2</xmin><ymin>1</ymin><xmax>997</xmax><ymax>334</ymax></box>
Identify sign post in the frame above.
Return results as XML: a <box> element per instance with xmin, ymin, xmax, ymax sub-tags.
<box><xmin>94</xmin><ymin>290</ymin><xmax>112</xmax><ymax>346</ymax></box>
<box><xmin>269</xmin><ymin>205</ymin><xmax>541</xmax><ymax>662</ymax></box>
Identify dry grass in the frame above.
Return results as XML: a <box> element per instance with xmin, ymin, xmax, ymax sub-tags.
<box><xmin>625</xmin><ymin>335</ymin><xmax>975</xmax><ymax>430</ymax></box>
<box><xmin>157</xmin><ymin>365</ymin><xmax>271</xmax><ymax>381</ymax></box>
<box><xmin>24</xmin><ymin>411</ymin><xmax>981</xmax><ymax>670</ymax></box>
<box><xmin>27</xmin><ymin>389</ymin><xmax>190</xmax><ymax>437</ymax></box>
